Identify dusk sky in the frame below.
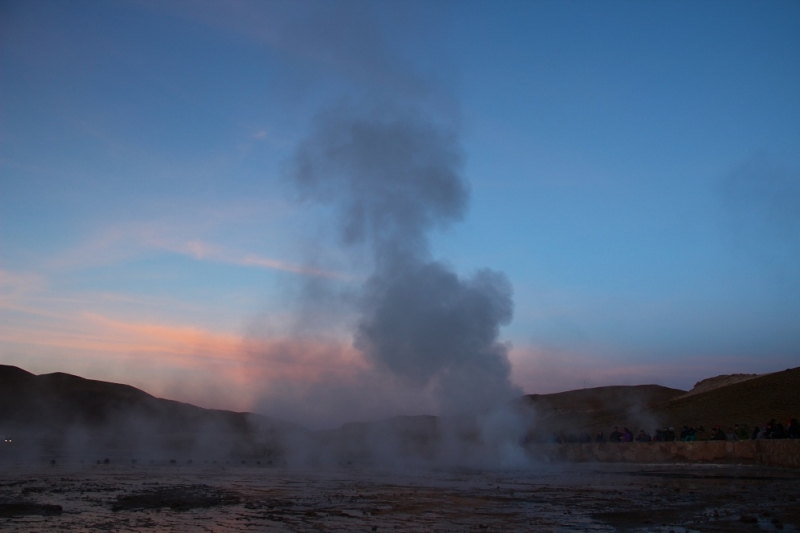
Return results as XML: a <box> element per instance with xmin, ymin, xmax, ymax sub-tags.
<box><xmin>2</xmin><ymin>0</ymin><xmax>799</xmax><ymax>428</ymax></box>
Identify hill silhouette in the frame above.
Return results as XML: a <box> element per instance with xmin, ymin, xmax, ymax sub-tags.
<box><xmin>2</xmin><ymin>364</ymin><xmax>798</xmax><ymax>464</ymax></box>
<box><xmin>517</xmin><ymin>384</ymin><xmax>684</xmax><ymax>438</ymax></box>
<box><xmin>659</xmin><ymin>367</ymin><xmax>800</xmax><ymax>432</ymax></box>
<box><xmin>0</xmin><ymin>365</ymin><xmax>304</xmax><ymax>461</ymax></box>
<box><xmin>516</xmin><ymin>368</ymin><xmax>800</xmax><ymax>440</ymax></box>
<box><xmin>675</xmin><ymin>373</ymin><xmax>761</xmax><ymax>399</ymax></box>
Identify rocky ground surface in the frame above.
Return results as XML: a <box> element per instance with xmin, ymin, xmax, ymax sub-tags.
<box><xmin>0</xmin><ymin>461</ymin><xmax>798</xmax><ymax>532</ymax></box>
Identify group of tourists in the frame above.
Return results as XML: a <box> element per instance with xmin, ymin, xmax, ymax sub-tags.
<box><xmin>749</xmin><ymin>418</ymin><xmax>800</xmax><ymax>440</ymax></box>
<box><xmin>598</xmin><ymin>418</ymin><xmax>800</xmax><ymax>442</ymax></box>
<box><xmin>549</xmin><ymin>417</ymin><xmax>800</xmax><ymax>444</ymax></box>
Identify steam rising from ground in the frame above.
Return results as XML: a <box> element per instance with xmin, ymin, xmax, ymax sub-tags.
<box><xmin>0</xmin><ymin>365</ymin><xmax>535</xmax><ymax>469</ymax></box>
<box><xmin>292</xmin><ymin>107</ymin><xmax>467</xmax><ymax>260</ymax></box>
<box><xmin>286</xmin><ymin>104</ymin><xmax>520</xmax><ymax>417</ymax></box>
<box><xmin>356</xmin><ymin>263</ymin><xmax>515</xmax><ymax>415</ymax></box>
<box><xmin>221</xmin><ymin>3</ymin><xmax>523</xmax><ymax>430</ymax></box>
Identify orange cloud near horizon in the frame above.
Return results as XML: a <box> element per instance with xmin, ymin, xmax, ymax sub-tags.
<box><xmin>5</xmin><ymin>267</ymin><xmax>760</xmax><ymax>421</ymax></box>
<box><xmin>0</xmin><ymin>295</ymin><xmax>367</xmax><ymax>412</ymax></box>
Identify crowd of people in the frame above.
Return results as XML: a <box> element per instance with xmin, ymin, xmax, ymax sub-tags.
<box><xmin>548</xmin><ymin>418</ymin><xmax>800</xmax><ymax>444</ymax></box>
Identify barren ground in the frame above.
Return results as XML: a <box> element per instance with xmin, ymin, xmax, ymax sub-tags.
<box><xmin>1</xmin><ymin>461</ymin><xmax>799</xmax><ymax>532</ymax></box>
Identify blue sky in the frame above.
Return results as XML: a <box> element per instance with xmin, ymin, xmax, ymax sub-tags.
<box><xmin>1</xmin><ymin>0</ymin><xmax>799</xmax><ymax>427</ymax></box>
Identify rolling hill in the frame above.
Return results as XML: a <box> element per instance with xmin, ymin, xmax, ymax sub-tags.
<box><xmin>0</xmin><ymin>365</ymin><xmax>304</xmax><ymax>461</ymax></box>
<box><xmin>2</xmin><ymin>364</ymin><xmax>798</xmax><ymax>464</ymax></box>
<box><xmin>659</xmin><ymin>366</ymin><xmax>800</xmax><ymax>432</ymax></box>
<box><xmin>516</xmin><ymin>367</ymin><xmax>800</xmax><ymax>439</ymax></box>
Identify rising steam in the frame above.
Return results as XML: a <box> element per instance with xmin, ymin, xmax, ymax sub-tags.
<box><xmin>288</xmin><ymin>104</ymin><xmax>520</xmax><ymax>415</ymax></box>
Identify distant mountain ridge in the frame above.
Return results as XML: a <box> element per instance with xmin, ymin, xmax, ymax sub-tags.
<box><xmin>0</xmin><ymin>364</ymin><xmax>304</xmax><ymax>461</ymax></box>
<box><xmin>660</xmin><ymin>367</ymin><xmax>800</xmax><ymax>431</ymax></box>
<box><xmin>517</xmin><ymin>384</ymin><xmax>686</xmax><ymax>440</ymax></box>
<box><xmin>676</xmin><ymin>373</ymin><xmax>762</xmax><ymax>399</ymax></box>
<box><xmin>2</xmin><ymin>364</ymin><xmax>798</xmax><ymax>464</ymax></box>
<box><xmin>516</xmin><ymin>368</ymin><xmax>800</xmax><ymax>439</ymax></box>
<box><xmin>0</xmin><ymin>364</ymin><xmax>300</xmax><ymax>432</ymax></box>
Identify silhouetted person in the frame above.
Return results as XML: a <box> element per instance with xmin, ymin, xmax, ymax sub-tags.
<box><xmin>621</xmin><ymin>428</ymin><xmax>633</xmax><ymax>442</ymax></box>
<box><xmin>595</xmin><ymin>431</ymin><xmax>605</xmax><ymax>443</ymax></box>
<box><xmin>765</xmin><ymin>419</ymin><xmax>776</xmax><ymax>439</ymax></box>
<box><xmin>787</xmin><ymin>419</ymin><xmax>800</xmax><ymax>439</ymax></box>
<box><xmin>734</xmin><ymin>424</ymin><xmax>749</xmax><ymax>440</ymax></box>
<box><xmin>609</xmin><ymin>427</ymin><xmax>622</xmax><ymax>442</ymax></box>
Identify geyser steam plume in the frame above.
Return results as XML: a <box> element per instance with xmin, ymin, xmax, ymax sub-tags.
<box><xmin>290</xmin><ymin>104</ymin><xmax>520</xmax><ymax>415</ymax></box>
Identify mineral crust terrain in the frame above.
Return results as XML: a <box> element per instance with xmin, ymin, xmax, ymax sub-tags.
<box><xmin>0</xmin><ymin>461</ymin><xmax>799</xmax><ymax>532</ymax></box>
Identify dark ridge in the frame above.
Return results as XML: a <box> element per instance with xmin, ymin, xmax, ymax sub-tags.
<box><xmin>515</xmin><ymin>368</ymin><xmax>800</xmax><ymax>439</ymax></box>
<box><xmin>0</xmin><ymin>365</ymin><xmax>306</xmax><ymax>460</ymax></box>
<box><xmin>520</xmin><ymin>384</ymin><xmax>686</xmax><ymax>414</ymax></box>
<box><xmin>516</xmin><ymin>384</ymin><xmax>686</xmax><ymax>438</ymax></box>
<box><xmin>3</xmin><ymin>363</ymin><xmax>798</xmax><ymax>463</ymax></box>
<box><xmin>660</xmin><ymin>366</ymin><xmax>800</xmax><ymax>430</ymax></box>
<box><xmin>0</xmin><ymin>365</ymin><xmax>36</xmax><ymax>382</ymax></box>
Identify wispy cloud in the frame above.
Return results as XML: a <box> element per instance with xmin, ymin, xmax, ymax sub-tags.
<box><xmin>0</xmin><ymin>269</ymin><xmax>47</xmax><ymax>294</ymax></box>
<box><xmin>0</xmin><ymin>297</ymin><xmax>368</xmax><ymax>414</ymax></box>
<box><xmin>47</xmin><ymin>219</ymin><xmax>347</xmax><ymax>279</ymax></box>
<box><xmin>4</xmin><ymin>304</ymin><xmax>247</xmax><ymax>366</ymax></box>
<box><xmin>171</xmin><ymin>239</ymin><xmax>349</xmax><ymax>279</ymax></box>
<box><xmin>0</xmin><ymin>270</ymin><xmax>438</xmax><ymax>427</ymax></box>
<box><xmin>238</xmin><ymin>254</ymin><xmax>347</xmax><ymax>279</ymax></box>
<box><xmin>0</xmin><ymin>269</ymin><xmax>49</xmax><ymax>315</ymax></box>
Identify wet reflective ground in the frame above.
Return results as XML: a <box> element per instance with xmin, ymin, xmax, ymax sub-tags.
<box><xmin>1</xmin><ymin>462</ymin><xmax>798</xmax><ymax>532</ymax></box>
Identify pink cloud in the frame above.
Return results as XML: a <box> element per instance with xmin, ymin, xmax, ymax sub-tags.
<box><xmin>0</xmin><ymin>299</ymin><xmax>380</xmax><ymax>418</ymax></box>
<box><xmin>0</xmin><ymin>270</ymin><xmax>47</xmax><ymax>308</ymax></box>
<box><xmin>237</xmin><ymin>254</ymin><xmax>349</xmax><ymax>279</ymax></box>
<box><xmin>1</xmin><ymin>286</ymin><xmax>444</xmax><ymax>427</ymax></box>
<box><xmin>48</xmin><ymin>218</ymin><xmax>346</xmax><ymax>279</ymax></box>
<box><xmin>160</xmin><ymin>238</ymin><xmax>348</xmax><ymax>278</ymax></box>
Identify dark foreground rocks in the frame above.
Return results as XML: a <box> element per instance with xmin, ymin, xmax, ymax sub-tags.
<box><xmin>0</xmin><ymin>462</ymin><xmax>799</xmax><ymax>532</ymax></box>
<box><xmin>0</xmin><ymin>501</ymin><xmax>62</xmax><ymax>517</ymax></box>
<box><xmin>111</xmin><ymin>484</ymin><xmax>241</xmax><ymax>511</ymax></box>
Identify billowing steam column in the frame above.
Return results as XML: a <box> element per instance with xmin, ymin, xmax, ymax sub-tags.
<box><xmin>289</xmin><ymin>104</ymin><xmax>520</xmax><ymax>415</ymax></box>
